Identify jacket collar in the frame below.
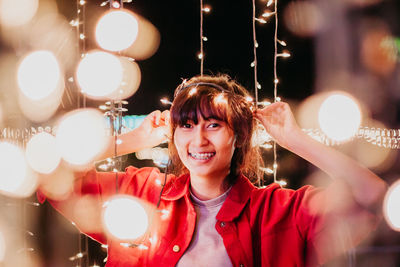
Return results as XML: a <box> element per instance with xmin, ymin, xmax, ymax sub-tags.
<box><xmin>216</xmin><ymin>174</ymin><xmax>255</xmax><ymax>222</ymax></box>
<box><xmin>161</xmin><ymin>173</ymin><xmax>255</xmax><ymax>222</ymax></box>
<box><xmin>161</xmin><ymin>173</ymin><xmax>191</xmax><ymax>201</ymax></box>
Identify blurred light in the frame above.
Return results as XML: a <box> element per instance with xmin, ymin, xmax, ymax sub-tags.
<box><xmin>56</xmin><ymin>109</ymin><xmax>109</xmax><ymax>166</ymax></box>
<box><xmin>111</xmin><ymin>57</ymin><xmax>141</xmax><ymax>100</ymax></box>
<box><xmin>17</xmin><ymin>50</ymin><xmax>62</xmax><ymax>100</ymax></box>
<box><xmin>39</xmin><ymin>165</ymin><xmax>74</xmax><ymax>200</ymax></box>
<box><xmin>283</xmin><ymin>1</ymin><xmax>324</xmax><ymax>37</ymax></box>
<box><xmin>121</xmin><ymin>14</ymin><xmax>160</xmax><ymax>60</ymax></box>
<box><xmin>361</xmin><ymin>27</ymin><xmax>397</xmax><ymax>77</ymax></box>
<box><xmin>26</xmin><ymin>132</ymin><xmax>60</xmax><ymax>174</ymax></box>
<box><xmin>0</xmin><ymin>142</ymin><xmax>37</xmax><ymax>197</ymax></box>
<box><xmin>96</xmin><ymin>9</ymin><xmax>139</xmax><ymax>52</ymax></box>
<box><xmin>384</xmin><ymin>179</ymin><xmax>400</xmax><ymax>231</ymax></box>
<box><xmin>0</xmin><ymin>0</ymin><xmax>38</xmax><ymax>27</ymax></box>
<box><xmin>355</xmin><ymin>120</ymin><xmax>395</xmax><ymax>172</ymax></box>
<box><xmin>103</xmin><ymin>195</ymin><xmax>149</xmax><ymax>240</ymax></box>
<box><xmin>214</xmin><ymin>93</ymin><xmax>228</xmax><ymax>105</ymax></box>
<box><xmin>202</xmin><ymin>6</ymin><xmax>211</xmax><ymax>12</ymax></box>
<box><xmin>318</xmin><ymin>93</ymin><xmax>362</xmax><ymax>142</ymax></box>
<box><xmin>76</xmin><ymin>51</ymin><xmax>123</xmax><ymax>100</ymax></box>
<box><xmin>111</xmin><ymin>1</ymin><xmax>120</xmax><ymax>9</ymax></box>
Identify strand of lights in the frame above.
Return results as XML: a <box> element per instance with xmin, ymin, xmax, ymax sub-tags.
<box><xmin>199</xmin><ymin>1</ymin><xmax>210</xmax><ymax>75</ymax></box>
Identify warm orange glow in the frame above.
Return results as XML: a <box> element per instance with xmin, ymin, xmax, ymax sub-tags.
<box><xmin>0</xmin><ymin>142</ymin><xmax>37</xmax><ymax>197</ymax></box>
<box><xmin>318</xmin><ymin>93</ymin><xmax>362</xmax><ymax>142</ymax></box>
<box><xmin>55</xmin><ymin>109</ymin><xmax>109</xmax><ymax>166</ymax></box>
<box><xmin>103</xmin><ymin>195</ymin><xmax>149</xmax><ymax>240</ymax></box>
<box><xmin>384</xmin><ymin>179</ymin><xmax>400</xmax><ymax>231</ymax></box>
<box><xmin>17</xmin><ymin>50</ymin><xmax>62</xmax><ymax>100</ymax></box>
<box><xmin>96</xmin><ymin>9</ymin><xmax>139</xmax><ymax>52</ymax></box>
<box><xmin>76</xmin><ymin>51</ymin><xmax>123</xmax><ymax>100</ymax></box>
<box><xmin>26</xmin><ymin>132</ymin><xmax>60</xmax><ymax>174</ymax></box>
<box><xmin>0</xmin><ymin>0</ymin><xmax>38</xmax><ymax>27</ymax></box>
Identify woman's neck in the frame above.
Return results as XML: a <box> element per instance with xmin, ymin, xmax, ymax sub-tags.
<box><xmin>189</xmin><ymin>174</ymin><xmax>229</xmax><ymax>201</ymax></box>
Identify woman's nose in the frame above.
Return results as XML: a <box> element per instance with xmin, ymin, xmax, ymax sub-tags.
<box><xmin>192</xmin><ymin>128</ymin><xmax>208</xmax><ymax>146</ymax></box>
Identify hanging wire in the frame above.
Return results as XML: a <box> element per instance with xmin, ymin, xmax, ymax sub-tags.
<box><xmin>272</xmin><ymin>0</ymin><xmax>279</xmax><ymax>184</ymax></box>
<box><xmin>200</xmin><ymin>0</ymin><xmax>204</xmax><ymax>76</ymax></box>
<box><xmin>251</xmin><ymin>0</ymin><xmax>259</xmax><ymax>105</ymax></box>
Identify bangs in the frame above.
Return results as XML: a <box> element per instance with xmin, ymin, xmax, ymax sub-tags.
<box><xmin>171</xmin><ymin>87</ymin><xmax>230</xmax><ymax>126</ymax></box>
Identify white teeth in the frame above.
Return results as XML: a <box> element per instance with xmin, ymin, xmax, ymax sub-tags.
<box><xmin>189</xmin><ymin>152</ymin><xmax>215</xmax><ymax>160</ymax></box>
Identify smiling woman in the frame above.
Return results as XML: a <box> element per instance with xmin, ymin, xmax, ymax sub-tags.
<box><xmin>40</xmin><ymin>74</ymin><xmax>387</xmax><ymax>267</ymax></box>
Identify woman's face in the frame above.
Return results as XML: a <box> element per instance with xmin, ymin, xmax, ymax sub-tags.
<box><xmin>173</xmin><ymin>116</ymin><xmax>236</xmax><ymax>181</ymax></box>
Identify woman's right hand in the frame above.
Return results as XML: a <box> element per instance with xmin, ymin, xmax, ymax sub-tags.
<box><xmin>136</xmin><ymin>110</ymin><xmax>170</xmax><ymax>148</ymax></box>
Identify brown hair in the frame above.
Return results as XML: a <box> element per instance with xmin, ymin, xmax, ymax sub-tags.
<box><xmin>168</xmin><ymin>74</ymin><xmax>263</xmax><ymax>185</ymax></box>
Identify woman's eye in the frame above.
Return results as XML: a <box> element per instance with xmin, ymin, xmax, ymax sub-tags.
<box><xmin>181</xmin><ymin>123</ymin><xmax>192</xmax><ymax>129</ymax></box>
<box><xmin>208</xmin><ymin>123</ymin><xmax>220</xmax><ymax>128</ymax></box>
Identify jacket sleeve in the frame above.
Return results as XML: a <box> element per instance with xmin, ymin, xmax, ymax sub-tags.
<box><xmin>37</xmin><ymin>166</ymin><xmax>163</xmax><ymax>244</ymax></box>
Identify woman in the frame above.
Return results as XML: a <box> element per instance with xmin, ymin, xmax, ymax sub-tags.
<box><xmin>40</xmin><ymin>74</ymin><xmax>387</xmax><ymax>266</ymax></box>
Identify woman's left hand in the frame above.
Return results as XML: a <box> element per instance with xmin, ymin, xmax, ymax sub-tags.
<box><xmin>253</xmin><ymin>102</ymin><xmax>301</xmax><ymax>149</ymax></box>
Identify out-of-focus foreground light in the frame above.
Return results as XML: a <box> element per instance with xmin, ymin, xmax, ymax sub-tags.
<box><xmin>26</xmin><ymin>132</ymin><xmax>60</xmax><ymax>174</ymax></box>
<box><xmin>113</xmin><ymin>57</ymin><xmax>141</xmax><ymax>100</ymax></box>
<box><xmin>103</xmin><ymin>195</ymin><xmax>149</xmax><ymax>240</ymax></box>
<box><xmin>0</xmin><ymin>142</ymin><xmax>37</xmax><ymax>197</ymax></box>
<box><xmin>95</xmin><ymin>9</ymin><xmax>139</xmax><ymax>52</ymax></box>
<box><xmin>384</xmin><ymin>179</ymin><xmax>400</xmax><ymax>231</ymax></box>
<box><xmin>55</xmin><ymin>109</ymin><xmax>109</xmax><ymax>167</ymax></box>
<box><xmin>17</xmin><ymin>50</ymin><xmax>62</xmax><ymax>100</ymax></box>
<box><xmin>318</xmin><ymin>93</ymin><xmax>362</xmax><ymax>142</ymax></box>
<box><xmin>283</xmin><ymin>1</ymin><xmax>324</xmax><ymax>37</ymax></box>
<box><xmin>76</xmin><ymin>51</ymin><xmax>122</xmax><ymax>100</ymax></box>
<box><xmin>0</xmin><ymin>0</ymin><xmax>38</xmax><ymax>27</ymax></box>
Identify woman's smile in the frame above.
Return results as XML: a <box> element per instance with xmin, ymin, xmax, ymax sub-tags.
<box><xmin>174</xmin><ymin>116</ymin><xmax>236</xmax><ymax>181</ymax></box>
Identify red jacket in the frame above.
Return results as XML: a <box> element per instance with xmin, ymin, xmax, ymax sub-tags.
<box><xmin>39</xmin><ymin>166</ymin><xmax>378</xmax><ymax>267</ymax></box>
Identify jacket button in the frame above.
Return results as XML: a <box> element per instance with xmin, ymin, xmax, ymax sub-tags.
<box><xmin>172</xmin><ymin>245</ymin><xmax>180</xmax><ymax>253</ymax></box>
<box><xmin>220</xmin><ymin>222</ymin><xmax>226</xmax><ymax>227</ymax></box>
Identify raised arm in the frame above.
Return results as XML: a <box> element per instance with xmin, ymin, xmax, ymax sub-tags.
<box><xmin>99</xmin><ymin>109</ymin><xmax>170</xmax><ymax>160</ymax></box>
<box><xmin>253</xmin><ymin>102</ymin><xmax>387</xmax><ymax>211</ymax></box>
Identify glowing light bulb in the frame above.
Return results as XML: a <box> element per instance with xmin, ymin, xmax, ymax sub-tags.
<box><xmin>384</xmin><ymin>179</ymin><xmax>400</xmax><ymax>231</ymax></box>
<box><xmin>197</xmin><ymin>52</ymin><xmax>203</xmax><ymax>59</ymax></box>
<box><xmin>0</xmin><ymin>0</ymin><xmax>38</xmax><ymax>27</ymax></box>
<box><xmin>262</xmin><ymin>11</ymin><xmax>275</xmax><ymax>18</ymax></box>
<box><xmin>56</xmin><ymin>109</ymin><xmax>109</xmax><ymax>166</ymax></box>
<box><xmin>318</xmin><ymin>93</ymin><xmax>362</xmax><ymax>142</ymax></box>
<box><xmin>76</xmin><ymin>51</ymin><xmax>123</xmax><ymax>100</ymax></box>
<box><xmin>202</xmin><ymin>6</ymin><xmax>211</xmax><ymax>12</ymax></box>
<box><xmin>96</xmin><ymin>9</ymin><xmax>139</xmax><ymax>51</ymax></box>
<box><xmin>214</xmin><ymin>93</ymin><xmax>227</xmax><ymax>105</ymax></box>
<box><xmin>160</xmin><ymin>98</ymin><xmax>172</xmax><ymax>105</ymax></box>
<box><xmin>17</xmin><ymin>51</ymin><xmax>62</xmax><ymax>101</ymax></box>
<box><xmin>103</xmin><ymin>195</ymin><xmax>149</xmax><ymax>240</ymax></box>
<box><xmin>26</xmin><ymin>132</ymin><xmax>61</xmax><ymax>174</ymax></box>
<box><xmin>255</xmin><ymin>18</ymin><xmax>267</xmax><ymax>24</ymax></box>
<box><xmin>0</xmin><ymin>142</ymin><xmax>37</xmax><ymax>197</ymax></box>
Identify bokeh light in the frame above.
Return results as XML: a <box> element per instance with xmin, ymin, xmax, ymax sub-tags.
<box><xmin>26</xmin><ymin>132</ymin><xmax>60</xmax><ymax>174</ymax></box>
<box><xmin>39</xmin><ymin>165</ymin><xmax>74</xmax><ymax>201</ymax></box>
<box><xmin>384</xmin><ymin>179</ymin><xmax>400</xmax><ymax>232</ymax></box>
<box><xmin>55</xmin><ymin>109</ymin><xmax>109</xmax><ymax>167</ymax></box>
<box><xmin>283</xmin><ymin>1</ymin><xmax>324</xmax><ymax>37</ymax></box>
<box><xmin>318</xmin><ymin>93</ymin><xmax>362</xmax><ymax>142</ymax></box>
<box><xmin>122</xmin><ymin>14</ymin><xmax>160</xmax><ymax>60</ymax></box>
<box><xmin>106</xmin><ymin>57</ymin><xmax>141</xmax><ymax>100</ymax></box>
<box><xmin>76</xmin><ymin>51</ymin><xmax>123</xmax><ymax>100</ymax></box>
<box><xmin>95</xmin><ymin>9</ymin><xmax>139</xmax><ymax>52</ymax></box>
<box><xmin>0</xmin><ymin>142</ymin><xmax>37</xmax><ymax>197</ymax></box>
<box><xmin>354</xmin><ymin>120</ymin><xmax>396</xmax><ymax>172</ymax></box>
<box><xmin>361</xmin><ymin>25</ymin><xmax>397</xmax><ymax>77</ymax></box>
<box><xmin>0</xmin><ymin>0</ymin><xmax>38</xmax><ymax>27</ymax></box>
<box><xmin>17</xmin><ymin>50</ymin><xmax>62</xmax><ymax>100</ymax></box>
<box><xmin>103</xmin><ymin>195</ymin><xmax>149</xmax><ymax>240</ymax></box>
